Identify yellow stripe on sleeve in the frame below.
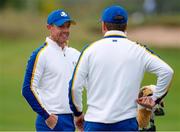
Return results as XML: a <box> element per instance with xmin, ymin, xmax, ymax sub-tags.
<box><xmin>30</xmin><ymin>43</ymin><xmax>48</xmax><ymax>111</ymax></box>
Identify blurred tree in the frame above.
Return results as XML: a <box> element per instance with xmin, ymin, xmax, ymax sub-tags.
<box><xmin>156</xmin><ymin>0</ymin><xmax>180</xmax><ymax>14</ymax></box>
<box><xmin>8</xmin><ymin>0</ymin><xmax>26</xmax><ymax>11</ymax></box>
<box><xmin>26</xmin><ymin>0</ymin><xmax>39</xmax><ymax>13</ymax></box>
<box><xmin>113</xmin><ymin>0</ymin><xmax>144</xmax><ymax>14</ymax></box>
<box><xmin>0</xmin><ymin>0</ymin><xmax>8</xmax><ymax>10</ymax></box>
<box><xmin>37</xmin><ymin>0</ymin><xmax>62</xmax><ymax>15</ymax></box>
<box><xmin>0</xmin><ymin>0</ymin><xmax>180</xmax><ymax>15</ymax></box>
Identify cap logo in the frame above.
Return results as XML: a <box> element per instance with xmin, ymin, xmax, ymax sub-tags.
<box><xmin>60</xmin><ymin>11</ymin><xmax>68</xmax><ymax>17</ymax></box>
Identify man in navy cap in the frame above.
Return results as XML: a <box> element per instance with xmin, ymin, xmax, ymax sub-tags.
<box><xmin>68</xmin><ymin>5</ymin><xmax>173</xmax><ymax>131</ymax></box>
<box><xmin>22</xmin><ymin>9</ymin><xmax>80</xmax><ymax>131</ymax></box>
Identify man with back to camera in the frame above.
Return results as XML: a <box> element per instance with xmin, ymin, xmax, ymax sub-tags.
<box><xmin>22</xmin><ymin>9</ymin><xmax>80</xmax><ymax>131</ymax></box>
<box><xmin>68</xmin><ymin>5</ymin><xmax>174</xmax><ymax>131</ymax></box>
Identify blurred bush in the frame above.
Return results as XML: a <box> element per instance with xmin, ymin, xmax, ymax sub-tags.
<box><xmin>0</xmin><ymin>0</ymin><xmax>180</xmax><ymax>14</ymax></box>
<box><xmin>0</xmin><ymin>0</ymin><xmax>180</xmax><ymax>41</ymax></box>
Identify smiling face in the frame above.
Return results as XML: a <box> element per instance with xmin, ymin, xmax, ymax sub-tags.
<box><xmin>47</xmin><ymin>21</ymin><xmax>71</xmax><ymax>48</ymax></box>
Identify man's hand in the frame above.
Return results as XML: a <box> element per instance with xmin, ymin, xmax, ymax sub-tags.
<box><xmin>74</xmin><ymin>114</ymin><xmax>84</xmax><ymax>132</ymax></box>
<box><xmin>45</xmin><ymin>114</ymin><xmax>58</xmax><ymax>129</ymax></box>
<box><xmin>137</xmin><ymin>96</ymin><xmax>156</xmax><ymax>109</ymax></box>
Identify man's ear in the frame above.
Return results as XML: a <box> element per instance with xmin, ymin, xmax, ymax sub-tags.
<box><xmin>47</xmin><ymin>24</ymin><xmax>52</xmax><ymax>30</ymax></box>
<box><xmin>102</xmin><ymin>22</ymin><xmax>107</xmax><ymax>34</ymax></box>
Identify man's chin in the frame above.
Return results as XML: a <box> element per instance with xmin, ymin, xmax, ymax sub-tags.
<box><xmin>59</xmin><ymin>40</ymin><xmax>68</xmax><ymax>45</ymax></box>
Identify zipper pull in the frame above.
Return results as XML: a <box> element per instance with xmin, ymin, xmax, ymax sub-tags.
<box><xmin>62</xmin><ymin>47</ymin><xmax>66</xmax><ymax>57</ymax></box>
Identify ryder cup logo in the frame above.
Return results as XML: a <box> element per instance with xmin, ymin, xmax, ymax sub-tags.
<box><xmin>60</xmin><ymin>11</ymin><xmax>68</xmax><ymax>17</ymax></box>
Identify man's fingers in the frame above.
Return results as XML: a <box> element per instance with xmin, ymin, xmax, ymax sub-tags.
<box><xmin>74</xmin><ymin>114</ymin><xmax>84</xmax><ymax>131</ymax></box>
<box><xmin>76</xmin><ymin>123</ymin><xmax>83</xmax><ymax>132</ymax></box>
<box><xmin>45</xmin><ymin>114</ymin><xmax>58</xmax><ymax>129</ymax></box>
<box><xmin>137</xmin><ymin>97</ymin><xmax>155</xmax><ymax>109</ymax></box>
<box><xmin>136</xmin><ymin>98</ymin><xmax>144</xmax><ymax>104</ymax></box>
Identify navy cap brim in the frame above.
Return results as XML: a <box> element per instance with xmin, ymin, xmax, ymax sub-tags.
<box><xmin>54</xmin><ymin>19</ymin><xmax>76</xmax><ymax>26</ymax></box>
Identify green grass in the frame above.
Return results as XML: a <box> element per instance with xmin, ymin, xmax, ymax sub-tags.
<box><xmin>0</xmin><ymin>39</ymin><xmax>38</xmax><ymax>130</ymax></box>
<box><xmin>0</xmin><ymin>38</ymin><xmax>180</xmax><ymax>131</ymax></box>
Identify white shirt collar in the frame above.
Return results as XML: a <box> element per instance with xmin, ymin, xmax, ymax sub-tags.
<box><xmin>104</xmin><ymin>30</ymin><xmax>127</xmax><ymax>38</ymax></box>
<box><xmin>45</xmin><ymin>37</ymin><xmax>67</xmax><ymax>51</ymax></box>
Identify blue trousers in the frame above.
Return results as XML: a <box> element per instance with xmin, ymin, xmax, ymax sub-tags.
<box><xmin>84</xmin><ymin>117</ymin><xmax>138</xmax><ymax>131</ymax></box>
<box><xmin>36</xmin><ymin>114</ymin><xmax>75</xmax><ymax>131</ymax></box>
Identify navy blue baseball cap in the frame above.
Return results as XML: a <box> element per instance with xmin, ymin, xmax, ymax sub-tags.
<box><xmin>101</xmin><ymin>5</ymin><xmax>128</xmax><ymax>24</ymax></box>
<box><xmin>47</xmin><ymin>9</ymin><xmax>76</xmax><ymax>26</ymax></box>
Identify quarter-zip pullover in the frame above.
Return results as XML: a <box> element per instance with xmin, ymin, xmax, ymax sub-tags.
<box><xmin>22</xmin><ymin>37</ymin><xmax>80</xmax><ymax>119</ymax></box>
